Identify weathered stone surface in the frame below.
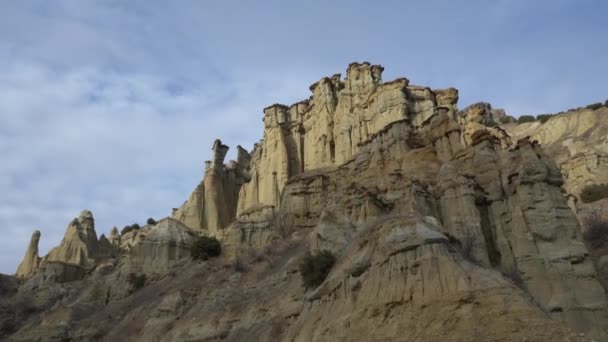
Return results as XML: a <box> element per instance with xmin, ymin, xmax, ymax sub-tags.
<box><xmin>288</xmin><ymin>216</ymin><xmax>574</xmax><ymax>342</ymax></box>
<box><xmin>173</xmin><ymin>140</ymin><xmax>250</xmax><ymax>234</ymax></box>
<box><xmin>130</xmin><ymin>218</ymin><xmax>198</xmax><ymax>273</ymax></box>
<box><xmin>15</xmin><ymin>230</ymin><xmax>41</xmax><ymax>279</ymax></box>
<box><xmin>44</xmin><ymin>210</ymin><xmax>99</xmax><ymax>268</ymax></box>
<box><xmin>503</xmin><ymin>107</ymin><xmax>608</xmax><ymax>199</ymax></box>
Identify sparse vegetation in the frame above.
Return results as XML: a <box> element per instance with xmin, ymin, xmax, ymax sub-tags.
<box><xmin>146</xmin><ymin>217</ymin><xmax>157</xmax><ymax>225</ymax></box>
<box><xmin>299</xmin><ymin>250</ymin><xmax>336</xmax><ymax>288</ymax></box>
<box><xmin>580</xmin><ymin>184</ymin><xmax>608</xmax><ymax>203</ymax></box>
<box><xmin>127</xmin><ymin>273</ymin><xmax>146</xmax><ymax>293</ymax></box>
<box><xmin>586</xmin><ymin>102</ymin><xmax>604</xmax><ymax>111</ymax></box>
<box><xmin>350</xmin><ymin>263</ymin><xmax>370</xmax><ymax>277</ymax></box>
<box><xmin>517</xmin><ymin>115</ymin><xmax>535</xmax><ymax>124</ymax></box>
<box><xmin>458</xmin><ymin>231</ymin><xmax>477</xmax><ymax>263</ymax></box>
<box><xmin>514</xmin><ymin>101</ymin><xmax>608</xmax><ymax>126</ymax></box>
<box><xmin>582</xmin><ymin>212</ymin><xmax>608</xmax><ymax>249</ymax></box>
<box><xmin>498</xmin><ymin>116</ymin><xmax>513</xmax><ymax>124</ymax></box>
<box><xmin>536</xmin><ymin>114</ymin><xmax>554</xmax><ymax>123</ymax></box>
<box><xmin>120</xmin><ymin>223</ymin><xmax>141</xmax><ymax>236</ymax></box>
<box><xmin>502</xmin><ymin>268</ymin><xmax>525</xmax><ymax>289</ymax></box>
<box><xmin>190</xmin><ymin>236</ymin><xmax>222</xmax><ymax>260</ymax></box>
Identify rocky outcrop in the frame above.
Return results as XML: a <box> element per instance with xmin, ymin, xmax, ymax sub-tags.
<box><xmin>15</xmin><ymin>210</ymin><xmax>105</xmax><ymax>280</ymax></box>
<box><xmin>172</xmin><ymin>140</ymin><xmax>250</xmax><ymax>234</ymax></box>
<box><xmin>44</xmin><ymin>210</ymin><xmax>99</xmax><ymax>268</ymax></box>
<box><xmin>288</xmin><ymin>216</ymin><xmax>574</xmax><ymax>341</ymax></box>
<box><xmin>228</xmin><ymin>63</ymin><xmax>608</xmax><ymax>339</ymax></box>
<box><xmin>130</xmin><ymin>218</ymin><xmax>198</xmax><ymax>273</ymax></box>
<box><xmin>503</xmin><ymin>107</ymin><xmax>608</xmax><ymax>199</ymax></box>
<box><xmin>15</xmin><ymin>231</ymin><xmax>41</xmax><ymax>279</ymax></box>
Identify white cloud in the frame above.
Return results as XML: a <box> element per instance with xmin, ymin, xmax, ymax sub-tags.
<box><xmin>0</xmin><ymin>60</ymin><xmax>314</xmax><ymax>273</ymax></box>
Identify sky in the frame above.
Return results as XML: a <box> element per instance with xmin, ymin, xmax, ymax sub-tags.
<box><xmin>1</xmin><ymin>0</ymin><xmax>607</xmax><ymax>274</ymax></box>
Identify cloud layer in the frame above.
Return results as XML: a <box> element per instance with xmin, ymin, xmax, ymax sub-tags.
<box><xmin>1</xmin><ymin>0</ymin><xmax>607</xmax><ymax>273</ymax></box>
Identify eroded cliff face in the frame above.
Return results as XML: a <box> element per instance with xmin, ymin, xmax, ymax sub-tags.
<box><xmin>236</xmin><ymin>63</ymin><xmax>460</xmax><ymax>213</ymax></box>
<box><xmin>6</xmin><ymin>63</ymin><xmax>608</xmax><ymax>341</ymax></box>
<box><xmin>172</xmin><ymin>140</ymin><xmax>250</xmax><ymax>234</ymax></box>
<box><xmin>502</xmin><ymin>106</ymin><xmax>608</xmax><ymax>292</ymax></box>
<box><xmin>503</xmin><ymin>107</ymin><xmax>608</xmax><ymax>201</ymax></box>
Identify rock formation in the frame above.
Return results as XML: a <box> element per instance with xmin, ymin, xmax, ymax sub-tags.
<box><xmin>15</xmin><ymin>230</ymin><xmax>41</xmax><ymax>279</ymax></box>
<box><xmin>172</xmin><ymin>140</ymin><xmax>250</xmax><ymax>234</ymax></box>
<box><xmin>502</xmin><ymin>106</ymin><xmax>608</xmax><ymax>290</ymax></box>
<box><xmin>44</xmin><ymin>210</ymin><xmax>99</xmax><ymax>268</ymax></box>
<box><xmin>130</xmin><ymin>218</ymin><xmax>198</xmax><ymax>273</ymax></box>
<box><xmin>503</xmin><ymin>107</ymin><xmax>608</xmax><ymax>199</ymax></box>
<box><xmin>7</xmin><ymin>63</ymin><xmax>608</xmax><ymax>341</ymax></box>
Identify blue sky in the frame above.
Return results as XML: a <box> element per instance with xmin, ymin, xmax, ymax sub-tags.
<box><xmin>1</xmin><ymin>0</ymin><xmax>607</xmax><ymax>274</ymax></box>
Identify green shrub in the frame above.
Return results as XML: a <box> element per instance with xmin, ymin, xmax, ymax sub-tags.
<box><xmin>120</xmin><ymin>223</ymin><xmax>141</xmax><ymax>236</ymax></box>
<box><xmin>498</xmin><ymin>116</ymin><xmax>513</xmax><ymax>124</ymax></box>
<box><xmin>586</xmin><ymin>102</ymin><xmax>604</xmax><ymax>111</ymax></box>
<box><xmin>485</xmin><ymin>120</ymin><xmax>499</xmax><ymax>128</ymax></box>
<box><xmin>536</xmin><ymin>114</ymin><xmax>554</xmax><ymax>123</ymax></box>
<box><xmin>517</xmin><ymin>115</ymin><xmax>535</xmax><ymax>124</ymax></box>
<box><xmin>146</xmin><ymin>218</ymin><xmax>157</xmax><ymax>225</ymax></box>
<box><xmin>127</xmin><ymin>273</ymin><xmax>146</xmax><ymax>293</ymax></box>
<box><xmin>299</xmin><ymin>250</ymin><xmax>336</xmax><ymax>288</ymax></box>
<box><xmin>580</xmin><ymin>184</ymin><xmax>608</xmax><ymax>203</ymax></box>
<box><xmin>191</xmin><ymin>236</ymin><xmax>222</xmax><ymax>260</ymax></box>
<box><xmin>583</xmin><ymin>212</ymin><xmax>608</xmax><ymax>249</ymax></box>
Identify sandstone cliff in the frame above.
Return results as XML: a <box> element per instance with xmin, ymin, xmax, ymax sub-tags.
<box><xmin>503</xmin><ymin>107</ymin><xmax>608</xmax><ymax>201</ymax></box>
<box><xmin>502</xmin><ymin>106</ymin><xmax>608</xmax><ymax>290</ymax></box>
<box><xmin>5</xmin><ymin>63</ymin><xmax>608</xmax><ymax>341</ymax></box>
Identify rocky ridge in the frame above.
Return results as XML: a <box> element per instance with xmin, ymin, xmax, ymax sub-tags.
<box><xmin>3</xmin><ymin>63</ymin><xmax>608</xmax><ymax>341</ymax></box>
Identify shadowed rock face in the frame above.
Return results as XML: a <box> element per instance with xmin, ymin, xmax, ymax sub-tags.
<box><xmin>8</xmin><ymin>63</ymin><xmax>608</xmax><ymax>341</ymax></box>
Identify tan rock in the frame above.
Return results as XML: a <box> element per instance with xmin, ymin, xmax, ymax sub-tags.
<box><xmin>130</xmin><ymin>218</ymin><xmax>198</xmax><ymax>273</ymax></box>
<box><xmin>108</xmin><ymin>226</ymin><xmax>120</xmax><ymax>247</ymax></box>
<box><xmin>503</xmin><ymin>107</ymin><xmax>608</xmax><ymax>198</ymax></box>
<box><xmin>173</xmin><ymin>140</ymin><xmax>250</xmax><ymax>234</ymax></box>
<box><xmin>288</xmin><ymin>216</ymin><xmax>574</xmax><ymax>342</ymax></box>
<box><xmin>15</xmin><ymin>230</ymin><xmax>41</xmax><ymax>279</ymax></box>
<box><xmin>44</xmin><ymin>210</ymin><xmax>99</xmax><ymax>268</ymax></box>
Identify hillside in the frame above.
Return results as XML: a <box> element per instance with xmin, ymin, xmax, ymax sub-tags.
<box><xmin>2</xmin><ymin>63</ymin><xmax>607</xmax><ymax>342</ymax></box>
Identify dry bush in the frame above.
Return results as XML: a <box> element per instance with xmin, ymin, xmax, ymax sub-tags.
<box><xmin>299</xmin><ymin>250</ymin><xmax>336</xmax><ymax>289</ymax></box>
<box><xmin>580</xmin><ymin>184</ymin><xmax>608</xmax><ymax>203</ymax></box>
<box><xmin>583</xmin><ymin>211</ymin><xmax>608</xmax><ymax>249</ymax></box>
<box><xmin>190</xmin><ymin>236</ymin><xmax>222</xmax><ymax>260</ymax></box>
